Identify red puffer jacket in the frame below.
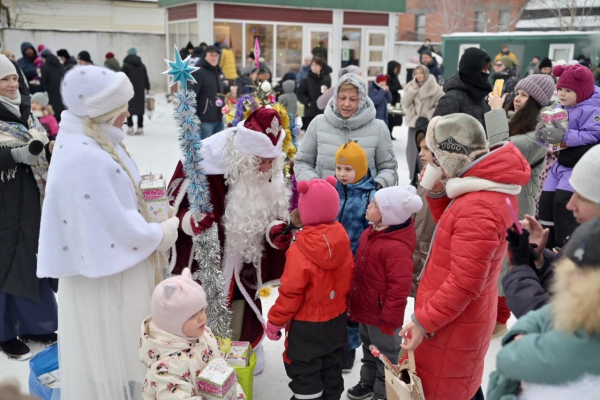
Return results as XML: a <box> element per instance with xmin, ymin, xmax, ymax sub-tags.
<box><xmin>348</xmin><ymin>221</ymin><xmax>415</xmax><ymax>332</ymax></box>
<box><xmin>268</xmin><ymin>222</ymin><xmax>354</xmax><ymax>325</ymax></box>
<box><xmin>414</xmin><ymin>142</ymin><xmax>530</xmax><ymax>400</ymax></box>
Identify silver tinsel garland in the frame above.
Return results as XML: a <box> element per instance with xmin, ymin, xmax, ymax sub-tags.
<box><xmin>192</xmin><ymin>223</ymin><xmax>233</xmax><ymax>339</ymax></box>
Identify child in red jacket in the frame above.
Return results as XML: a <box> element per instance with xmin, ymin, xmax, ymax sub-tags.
<box><xmin>346</xmin><ymin>185</ymin><xmax>422</xmax><ymax>400</ymax></box>
<box><xmin>266</xmin><ymin>177</ymin><xmax>354</xmax><ymax>400</ymax></box>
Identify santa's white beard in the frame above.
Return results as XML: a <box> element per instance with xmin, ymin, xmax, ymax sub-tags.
<box><xmin>222</xmin><ymin>137</ymin><xmax>291</xmax><ymax>266</ymax></box>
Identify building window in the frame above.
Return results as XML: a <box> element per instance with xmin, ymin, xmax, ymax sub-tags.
<box><xmin>498</xmin><ymin>10</ymin><xmax>511</xmax><ymax>31</ymax></box>
<box><xmin>246</xmin><ymin>23</ymin><xmax>274</xmax><ymax>79</ymax></box>
<box><xmin>276</xmin><ymin>25</ymin><xmax>303</xmax><ymax>78</ymax></box>
<box><xmin>474</xmin><ymin>12</ymin><xmax>486</xmax><ymax>32</ymax></box>
<box><xmin>415</xmin><ymin>14</ymin><xmax>426</xmax><ymax>41</ymax></box>
<box><xmin>214</xmin><ymin>22</ymin><xmax>244</xmax><ymax>70</ymax></box>
<box><xmin>341</xmin><ymin>28</ymin><xmax>361</xmax><ymax>68</ymax></box>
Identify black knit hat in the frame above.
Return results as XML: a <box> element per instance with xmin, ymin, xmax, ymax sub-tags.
<box><xmin>77</xmin><ymin>51</ymin><xmax>92</xmax><ymax>63</ymax></box>
<box><xmin>415</xmin><ymin>117</ymin><xmax>430</xmax><ymax>149</ymax></box>
<box><xmin>562</xmin><ymin>217</ymin><xmax>600</xmax><ymax>268</ymax></box>
<box><xmin>204</xmin><ymin>46</ymin><xmax>220</xmax><ymax>55</ymax></box>
<box><xmin>538</xmin><ymin>57</ymin><xmax>553</xmax><ymax>70</ymax></box>
<box><xmin>459</xmin><ymin>48</ymin><xmax>491</xmax><ymax>75</ymax></box>
<box><xmin>57</xmin><ymin>49</ymin><xmax>70</xmax><ymax>59</ymax></box>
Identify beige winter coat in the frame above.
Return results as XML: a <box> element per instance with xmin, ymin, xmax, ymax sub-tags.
<box><xmin>139</xmin><ymin>317</ymin><xmax>246</xmax><ymax>400</ymax></box>
<box><xmin>401</xmin><ymin>75</ymin><xmax>444</xmax><ymax>128</ymax></box>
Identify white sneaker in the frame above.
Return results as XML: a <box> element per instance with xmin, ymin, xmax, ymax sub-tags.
<box><xmin>127</xmin><ymin>127</ymin><xmax>134</xmax><ymax>136</ymax></box>
<box><xmin>253</xmin><ymin>342</ymin><xmax>264</xmax><ymax>375</ymax></box>
<box><xmin>135</xmin><ymin>128</ymin><xmax>144</xmax><ymax>136</ymax></box>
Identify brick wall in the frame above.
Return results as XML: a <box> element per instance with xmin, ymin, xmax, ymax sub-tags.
<box><xmin>398</xmin><ymin>0</ymin><xmax>527</xmax><ymax>44</ymax></box>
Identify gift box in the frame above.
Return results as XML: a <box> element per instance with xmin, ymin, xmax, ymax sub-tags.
<box><xmin>197</xmin><ymin>358</ymin><xmax>237</xmax><ymax>400</ymax></box>
<box><xmin>140</xmin><ymin>174</ymin><xmax>169</xmax><ymax>223</ymax></box>
<box><xmin>226</xmin><ymin>341</ymin><xmax>253</xmax><ymax>367</ymax></box>
<box><xmin>540</xmin><ymin>109</ymin><xmax>569</xmax><ymax>152</ymax></box>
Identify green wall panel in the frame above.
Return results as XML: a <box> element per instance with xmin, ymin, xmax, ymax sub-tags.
<box><xmin>159</xmin><ymin>0</ymin><xmax>405</xmax><ymax>12</ymax></box>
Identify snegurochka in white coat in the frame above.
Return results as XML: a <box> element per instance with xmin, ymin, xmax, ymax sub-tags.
<box><xmin>37</xmin><ymin>65</ymin><xmax>179</xmax><ymax>400</ymax></box>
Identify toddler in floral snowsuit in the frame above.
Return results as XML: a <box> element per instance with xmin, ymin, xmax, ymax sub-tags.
<box><xmin>139</xmin><ymin>268</ymin><xmax>245</xmax><ymax>399</ymax></box>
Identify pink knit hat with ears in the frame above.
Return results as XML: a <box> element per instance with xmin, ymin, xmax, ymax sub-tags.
<box><xmin>297</xmin><ymin>177</ymin><xmax>340</xmax><ymax>226</ymax></box>
<box><xmin>151</xmin><ymin>268</ymin><xmax>207</xmax><ymax>338</ymax></box>
<box><xmin>553</xmin><ymin>64</ymin><xmax>595</xmax><ymax>103</ymax></box>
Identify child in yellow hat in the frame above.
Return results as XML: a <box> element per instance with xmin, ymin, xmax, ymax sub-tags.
<box><xmin>334</xmin><ymin>140</ymin><xmax>376</xmax><ymax>373</ymax></box>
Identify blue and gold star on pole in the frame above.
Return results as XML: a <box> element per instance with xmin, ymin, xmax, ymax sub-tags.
<box><xmin>161</xmin><ymin>44</ymin><xmax>199</xmax><ymax>92</ymax></box>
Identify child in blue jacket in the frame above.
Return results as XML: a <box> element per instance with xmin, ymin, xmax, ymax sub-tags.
<box><xmin>334</xmin><ymin>140</ymin><xmax>376</xmax><ymax>373</ymax></box>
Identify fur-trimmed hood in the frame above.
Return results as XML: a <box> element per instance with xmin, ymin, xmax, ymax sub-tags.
<box><xmin>551</xmin><ymin>258</ymin><xmax>600</xmax><ymax>335</ymax></box>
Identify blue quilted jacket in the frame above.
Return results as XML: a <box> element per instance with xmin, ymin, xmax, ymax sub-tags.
<box><xmin>336</xmin><ymin>171</ymin><xmax>376</xmax><ymax>255</ymax></box>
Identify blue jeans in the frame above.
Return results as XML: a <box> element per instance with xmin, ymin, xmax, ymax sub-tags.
<box><xmin>201</xmin><ymin>121</ymin><xmax>225</xmax><ymax>139</ymax></box>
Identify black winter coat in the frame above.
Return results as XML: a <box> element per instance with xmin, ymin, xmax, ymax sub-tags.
<box><xmin>433</xmin><ymin>73</ymin><xmax>491</xmax><ymax>130</ymax></box>
<box><xmin>122</xmin><ymin>55</ymin><xmax>150</xmax><ymax>116</ymax></box>
<box><xmin>491</xmin><ymin>67</ymin><xmax>519</xmax><ymax>106</ymax></box>
<box><xmin>387</xmin><ymin>61</ymin><xmax>402</xmax><ymax>105</ymax></box>
<box><xmin>64</xmin><ymin>57</ymin><xmax>77</xmax><ymax>71</ymax></box>
<box><xmin>190</xmin><ymin>59</ymin><xmax>225</xmax><ymax>123</ymax></box>
<box><xmin>296</xmin><ymin>70</ymin><xmax>331</xmax><ymax>118</ymax></box>
<box><xmin>0</xmin><ymin>102</ymin><xmax>44</xmax><ymax>301</ymax></box>
<box><xmin>40</xmin><ymin>54</ymin><xmax>66</xmax><ymax>121</ymax></box>
<box><xmin>502</xmin><ymin>249</ymin><xmax>557</xmax><ymax>318</ymax></box>
<box><xmin>236</xmin><ymin>75</ymin><xmax>254</xmax><ymax>98</ymax></box>
<box><xmin>423</xmin><ymin>58</ymin><xmax>443</xmax><ymax>85</ymax></box>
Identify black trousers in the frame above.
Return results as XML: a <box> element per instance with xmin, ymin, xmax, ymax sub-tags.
<box><xmin>471</xmin><ymin>387</ymin><xmax>484</xmax><ymax>400</ymax></box>
<box><xmin>538</xmin><ymin>189</ymin><xmax>579</xmax><ymax>249</ymax></box>
<box><xmin>127</xmin><ymin>115</ymin><xmax>144</xmax><ymax>128</ymax></box>
<box><xmin>284</xmin><ymin>313</ymin><xmax>347</xmax><ymax>400</ymax></box>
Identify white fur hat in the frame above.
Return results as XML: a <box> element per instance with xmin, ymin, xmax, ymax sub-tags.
<box><xmin>426</xmin><ymin>114</ymin><xmax>489</xmax><ymax>177</ymax></box>
<box><xmin>61</xmin><ymin>65</ymin><xmax>133</xmax><ymax>118</ymax></box>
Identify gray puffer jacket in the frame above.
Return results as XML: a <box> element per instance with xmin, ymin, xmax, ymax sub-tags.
<box><xmin>294</xmin><ymin>97</ymin><xmax>398</xmax><ymax>188</ymax></box>
<box><xmin>485</xmin><ymin>109</ymin><xmax>548</xmax><ymax>218</ymax></box>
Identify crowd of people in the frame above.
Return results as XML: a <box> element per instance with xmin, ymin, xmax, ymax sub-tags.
<box><xmin>1</xmin><ymin>34</ymin><xmax>600</xmax><ymax>400</ymax></box>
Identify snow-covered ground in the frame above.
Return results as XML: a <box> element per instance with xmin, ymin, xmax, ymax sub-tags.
<box><xmin>0</xmin><ymin>94</ymin><xmax>515</xmax><ymax>397</ymax></box>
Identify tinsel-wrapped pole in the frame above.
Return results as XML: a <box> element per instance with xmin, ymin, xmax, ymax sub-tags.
<box><xmin>162</xmin><ymin>45</ymin><xmax>231</xmax><ymax>337</ymax></box>
<box><xmin>162</xmin><ymin>45</ymin><xmax>213</xmax><ymax>218</ymax></box>
<box><xmin>174</xmin><ymin>90</ymin><xmax>213</xmax><ymax>217</ymax></box>
<box><xmin>192</xmin><ymin>224</ymin><xmax>233</xmax><ymax>338</ymax></box>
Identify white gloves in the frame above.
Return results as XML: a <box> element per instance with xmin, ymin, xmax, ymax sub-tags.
<box><xmin>11</xmin><ymin>145</ymin><xmax>42</xmax><ymax>165</ymax></box>
<box><xmin>157</xmin><ymin>217</ymin><xmax>179</xmax><ymax>252</ymax></box>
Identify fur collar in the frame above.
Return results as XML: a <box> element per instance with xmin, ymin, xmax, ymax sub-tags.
<box><xmin>445</xmin><ymin>176</ymin><xmax>521</xmax><ymax>199</ymax></box>
<box><xmin>551</xmin><ymin>258</ymin><xmax>600</xmax><ymax>335</ymax></box>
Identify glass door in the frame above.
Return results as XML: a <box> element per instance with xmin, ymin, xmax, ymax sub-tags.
<box><xmin>305</xmin><ymin>26</ymin><xmax>333</xmax><ymax>66</ymax></box>
<box><xmin>364</xmin><ymin>28</ymin><xmax>388</xmax><ymax>81</ymax></box>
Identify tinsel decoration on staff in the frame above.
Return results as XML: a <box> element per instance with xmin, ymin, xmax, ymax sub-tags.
<box><xmin>162</xmin><ymin>45</ymin><xmax>232</xmax><ymax>337</ymax></box>
<box><xmin>192</xmin><ymin>224</ymin><xmax>233</xmax><ymax>339</ymax></box>
<box><xmin>162</xmin><ymin>44</ymin><xmax>213</xmax><ymax>218</ymax></box>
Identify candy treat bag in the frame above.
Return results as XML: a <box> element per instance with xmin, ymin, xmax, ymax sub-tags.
<box><xmin>140</xmin><ymin>174</ymin><xmax>170</xmax><ymax>223</ymax></box>
<box><xmin>540</xmin><ymin>109</ymin><xmax>569</xmax><ymax>152</ymax></box>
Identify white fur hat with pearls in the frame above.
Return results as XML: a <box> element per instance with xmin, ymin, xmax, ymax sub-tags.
<box><xmin>61</xmin><ymin>65</ymin><xmax>133</xmax><ymax>118</ymax></box>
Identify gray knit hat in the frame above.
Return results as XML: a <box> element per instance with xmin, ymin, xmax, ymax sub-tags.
<box><xmin>514</xmin><ymin>74</ymin><xmax>555</xmax><ymax>107</ymax></box>
<box><xmin>426</xmin><ymin>114</ymin><xmax>489</xmax><ymax>177</ymax></box>
<box><xmin>562</xmin><ymin>217</ymin><xmax>600</xmax><ymax>268</ymax></box>
<box><xmin>31</xmin><ymin>92</ymin><xmax>49</xmax><ymax>108</ymax></box>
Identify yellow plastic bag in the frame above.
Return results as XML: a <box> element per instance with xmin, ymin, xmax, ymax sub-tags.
<box><xmin>232</xmin><ymin>352</ymin><xmax>256</xmax><ymax>400</ymax></box>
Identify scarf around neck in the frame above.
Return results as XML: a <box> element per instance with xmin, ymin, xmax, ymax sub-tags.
<box><xmin>445</xmin><ymin>176</ymin><xmax>521</xmax><ymax>199</ymax></box>
<box><xmin>0</xmin><ymin>92</ymin><xmax>21</xmax><ymax>118</ymax></box>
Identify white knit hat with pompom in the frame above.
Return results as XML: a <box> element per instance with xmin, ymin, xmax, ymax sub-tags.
<box><xmin>375</xmin><ymin>185</ymin><xmax>423</xmax><ymax>226</ymax></box>
<box><xmin>61</xmin><ymin>65</ymin><xmax>133</xmax><ymax>118</ymax></box>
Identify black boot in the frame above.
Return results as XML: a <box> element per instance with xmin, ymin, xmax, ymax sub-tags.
<box><xmin>339</xmin><ymin>348</ymin><xmax>356</xmax><ymax>373</ymax></box>
<box><xmin>0</xmin><ymin>338</ymin><xmax>32</xmax><ymax>360</ymax></box>
<box><xmin>347</xmin><ymin>382</ymin><xmax>374</xmax><ymax>400</ymax></box>
<box><xmin>20</xmin><ymin>333</ymin><xmax>58</xmax><ymax>346</ymax></box>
